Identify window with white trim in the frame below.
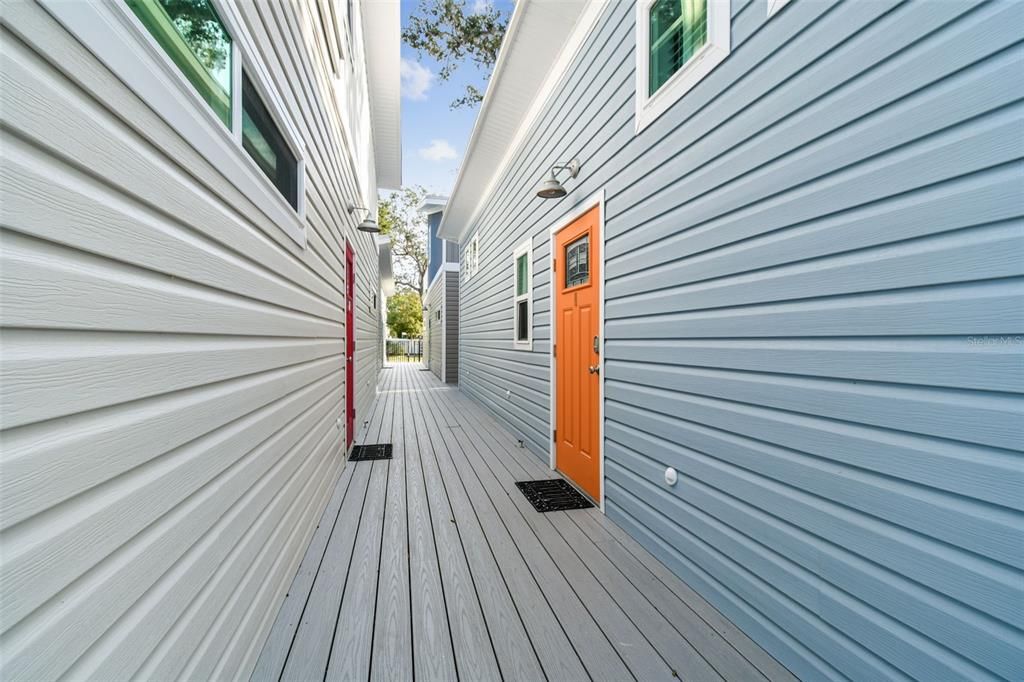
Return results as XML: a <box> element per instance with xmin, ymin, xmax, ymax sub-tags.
<box><xmin>512</xmin><ymin>238</ymin><xmax>532</xmax><ymax>348</ymax></box>
<box><xmin>125</xmin><ymin>0</ymin><xmax>303</xmax><ymax>210</ymax></box>
<box><xmin>635</xmin><ymin>0</ymin><xmax>730</xmax><ymax>132</ymax></box>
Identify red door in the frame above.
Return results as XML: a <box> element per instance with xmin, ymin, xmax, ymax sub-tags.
<box><xmin>345</xmin><ymin>242</ymin><xmax>355</xmax><ymax>450</ymax></box>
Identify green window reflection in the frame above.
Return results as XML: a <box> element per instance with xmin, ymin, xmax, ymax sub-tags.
<box><xmin>649</xmin><ymin>0</ymin><xmax>708</xmax><ymax>96</ymax></box>
<box><xmin>126</xmin><ymin>0</ymin><xmax>232</xmax><ymax>126</ymax></box>
<box><xmin>516</xmin><ymin>253</ymin><xmax>528</xmax><ymax>296</ymax></box>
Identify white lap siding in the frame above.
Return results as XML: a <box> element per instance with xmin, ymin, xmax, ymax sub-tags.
<box><xmin>0</xmin><ymin>1</ymin><xmax>382</xmax><ymax>679</ymax></box>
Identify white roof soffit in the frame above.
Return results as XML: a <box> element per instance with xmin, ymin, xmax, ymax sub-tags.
<box><xmin>376</xmin><ymin>235</ymin><xmax>395</xmax><ymax>295</ymax></box>
<box><xmin>418</xmin><ymin>193</ymin><xmax>449</xmax><ymax>215</ymax></box>
<box><xmin>436</xmin><ymin>0</ymin><xmax>598</xmax><ymax>241</ymax></box>
<box><xmin>364</xmin><ymin>0</ymin><xmax>402</xmax><ymax>190</ymax></box>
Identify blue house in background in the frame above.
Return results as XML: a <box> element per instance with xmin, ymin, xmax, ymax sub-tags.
<box><xmin>438</xmin><ymin>0</ymin><xmax>1024</xmax><ymax>679</ymax></box>
<box><xmin>420</xmin><ymin>195</ymin><xmax>459</xmax><ymax>383</ymax></box>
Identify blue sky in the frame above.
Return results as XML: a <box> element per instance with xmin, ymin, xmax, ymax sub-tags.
<box><xmin>399</xmin><ymin>0</ymin><xmax>512</xmax><ymax>196</ymax></box>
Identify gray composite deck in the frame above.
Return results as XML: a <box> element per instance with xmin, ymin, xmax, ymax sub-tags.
<box><xmin>251</xmin><ymin>363</ymin><xmax>795</xmax><ymax>682</ymax></box>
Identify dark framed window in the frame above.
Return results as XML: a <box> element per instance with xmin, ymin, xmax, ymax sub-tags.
<box><xmin>242</xmin><ymin>72</ymin><xmax>298</xmax><ymax>208</ymax></box>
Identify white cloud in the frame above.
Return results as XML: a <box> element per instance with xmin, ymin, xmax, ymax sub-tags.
<box><xmin>400</xmin><ymin>58</ymin><xmax>433</xmax><ymax>101</ymax></box>
<box><xmin>419</xmin><ymin>139</ymin><xmax>457</xmax><ymax>162</ymax></box>
<box><xmin>472</xmin><ymin>0</ymin><xmax>493</xmax><ymax>13</ymax></box>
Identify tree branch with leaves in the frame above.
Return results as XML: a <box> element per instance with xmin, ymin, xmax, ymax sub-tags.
<box><xmin>378</xmin><ymin>186</ymin><xmax>430</xmax><ymax>300</ymax></box>
<box><xmin>402</xmin><ymin>0</ymin><xmax>509</xmax><ymax>109</ymax></box>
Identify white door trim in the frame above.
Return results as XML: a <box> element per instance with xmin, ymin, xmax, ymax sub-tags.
<box><xmin>547</xmin><ymin>189</ymin><xmax>606</xmax><ymax>512</ymax></box>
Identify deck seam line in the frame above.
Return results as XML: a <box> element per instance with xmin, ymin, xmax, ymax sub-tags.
<box><xmin>407</xmin><ymin>374</ymin><xmax>462</xmax><ymax>681</ymax></box>
<box><xmin>320</xmin><ymin>407</ymin><xmax>382</xmax><ymax>681</ymax></box>
<box><xmin>411</xmin><ymin>367</ymin><xmax>541</xmax><ymax>681</ymax></box>
<box><xmin>433</xmin><ymin>385</ymin><xmax>635</xmax><ymax>682</ymax></box>
<box><xmin>427</xmin><ymin>379</ymin><xmax>600</xmax><ymax>681</ymax></box>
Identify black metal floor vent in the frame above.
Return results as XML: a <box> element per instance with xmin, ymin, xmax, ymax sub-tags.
<box><xmin>418</xmin><ymin>368</ymin><xmax>432</xmax><ymax>371</ymax></box>
<box><xmin>349</xmin><ymin>444</ymin><xmax>393</xmax><ymax>461</ymax></box>
<box><xmin>515</xmin><ymin>479</ymin><xmax>593</xmax><ymax>512</ymax></box>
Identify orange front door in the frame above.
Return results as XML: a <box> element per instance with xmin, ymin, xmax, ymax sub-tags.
<box><xmin>554</xmin><ymin>206</ymin><xmax>601</xmax><ymax>501</ymax></box>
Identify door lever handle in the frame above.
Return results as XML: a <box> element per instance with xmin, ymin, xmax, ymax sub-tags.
<box><xmin>588</xmin><ymin>365</ymin><xmax>600</xmax><ymax>375</ymax></box>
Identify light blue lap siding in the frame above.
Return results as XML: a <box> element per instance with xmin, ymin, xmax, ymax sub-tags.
<box><xmin>456</xmin><ymin>0</ymin><xmax>1024</xmax><ymax>678</ymax></box>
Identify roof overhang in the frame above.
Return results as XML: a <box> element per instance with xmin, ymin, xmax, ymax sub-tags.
<box><xmin>436</xmin><ymin>0</ymin><xmax>602</xmax><ymax>241</ymax></box>
<box><xmin>363</xmin><ymin>0</ymin><xmax>402</xmax><ymax>190</ymax></box>
<box><xmin>377</xmin><ymin>235</ymin><xmax>395</xmax><ymax>296</ymax></box>
<box><xmin>418</xmin><ymin>193</ymin><xmax>449</xmax><ymax>216</ymax></box>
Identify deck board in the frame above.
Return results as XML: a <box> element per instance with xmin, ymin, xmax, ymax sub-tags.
<box><xmin>254</xmin><ymin>363</ymin><xmax>797</xmax><ymax>682</ymax></box>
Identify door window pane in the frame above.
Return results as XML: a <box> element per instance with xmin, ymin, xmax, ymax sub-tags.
<box><xmin>126</xmin><ymin>0</ymin><xmax>232</xmax><ymax>126</ymax></box>
<box><xmin>649</xmin><ymin>0</ymin><xmax>708</xmax><ymax>95</ymax></box>
<box><xmin>565</xmin><ymin>234</ymin><xmax>589</xmax><ymax>288</ymax></box>
<box><xmin>242</xmin><ymin>72</ymin><xmax>298</xmax><ymax>208</ymax></box>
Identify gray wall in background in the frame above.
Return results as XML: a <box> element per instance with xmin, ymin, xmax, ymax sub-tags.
<box><xmin>444</xmin><ymin>270</ymin><xmax>459</xmax><ymax>384</ymax></box>
<box><xmin>426</xmin><ymin>269</ymin><xmax>460</xmax><ymax>384</ymax></box>
<box><xmin>427</xmin><ymin>276</ymin><xmax>443</xmax><ymax>381</ymax></box>
<box><xmin>456</xmin><ymin>0</ymin><xmax>1024</xmax><ymax>680</ymax></box>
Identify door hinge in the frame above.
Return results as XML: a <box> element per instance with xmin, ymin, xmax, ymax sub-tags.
<box><xmin>552</xmin><ymin>258</ymin><xmax>556</xmax><ymax>271</ymax></box>
<box><xmin>552</xmin><ymin>344</ymin><xmax>556</xmax><ymax>358</ymax></box>
<box><xmin>553</xmin><ymin>429</ymin><xmax>557</xmax><ymax>443</ymax></box>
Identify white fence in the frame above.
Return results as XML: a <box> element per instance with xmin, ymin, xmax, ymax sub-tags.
<box><xmin>386</xmin><ymin>337</ymin><xmax>422</xmax><ymax>361</ymax></box>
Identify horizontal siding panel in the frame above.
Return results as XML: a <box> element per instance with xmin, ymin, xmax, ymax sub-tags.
<box><xmin>0</xmin><ymin>358</ymin><xmax>337</xmax><ymax>531</ymax></box>
<box><xmin>607</xmin><ymin>382</ymin><xmax>1022</xmax><ymax>511</ymax></box>
<box><xmin>1</xmin><ymin>331</ymin><xmax>338</xmax><ymax>428</ymax></box>
<box><xmin>606</xmin><ymin>338</ymin><xmax>1024</xmax><ymax>393</ymax></box>
<box><xmin>2</xmin><ymin>384</ymin><xmax>341</xmax><ymax>680</ymax></box>
<box><xmin>1</xmin><ymin>135</ymin><xmax>341</xmax><ymax>320</ymax></box>
<box><xmin>605</xmin><ymin>400</ymin><xmax>1022</xmax><ymax>568</ymax></box>
<box><xmin>0</xmin><ymin>373</ymin><xmax>338</xmax><ymax>631</ymax></box>
<box><xmin>608</xmin><ymin>362</ymin><xmax>1023</xmax><ymax>451</ymax></box>
<box><xmin>606</xmin><ymin>280</ymin><xmax>1024</xmax><ymax>338</ymax></box>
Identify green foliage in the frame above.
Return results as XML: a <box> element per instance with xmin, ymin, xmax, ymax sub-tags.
<box><xmin>162</xmin><ymin>0</ymin><xmax>231</xmax><ymax>72</ymax></box>
<box><xmin>387</xmin><ymin>291</ymin><xmax>424</xmax><ymax>338</ymax></box>
<box><xmin>378</xmin><ymin>186</ymin><xmax>430</xmax><ymax>298</ymax></box>
<box><xmin>402</xmin><ymin>0</ymin><xmax>509</xmax><ymax>109</ymax></box>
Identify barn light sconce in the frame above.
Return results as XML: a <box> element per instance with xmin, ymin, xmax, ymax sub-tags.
<box><xmin>348</xmin><ymin>203</ymin><xmax>381</xmax><ymax>233</ymax></box>
<box><xmin>535</xmin><ymin>158</ymin><xmax>581</xmax><ymax>199</ymax></box>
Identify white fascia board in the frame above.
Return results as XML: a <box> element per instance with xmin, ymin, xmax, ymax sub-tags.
<box><xmin>436</xmin><ymin>0</ymin><xmax>605</xmax><ymax>242</ymax></box>
<box><xmin>363</xmin><ymin>0</ymin><xmax>401</xmax><ymax>190</ymax></box>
